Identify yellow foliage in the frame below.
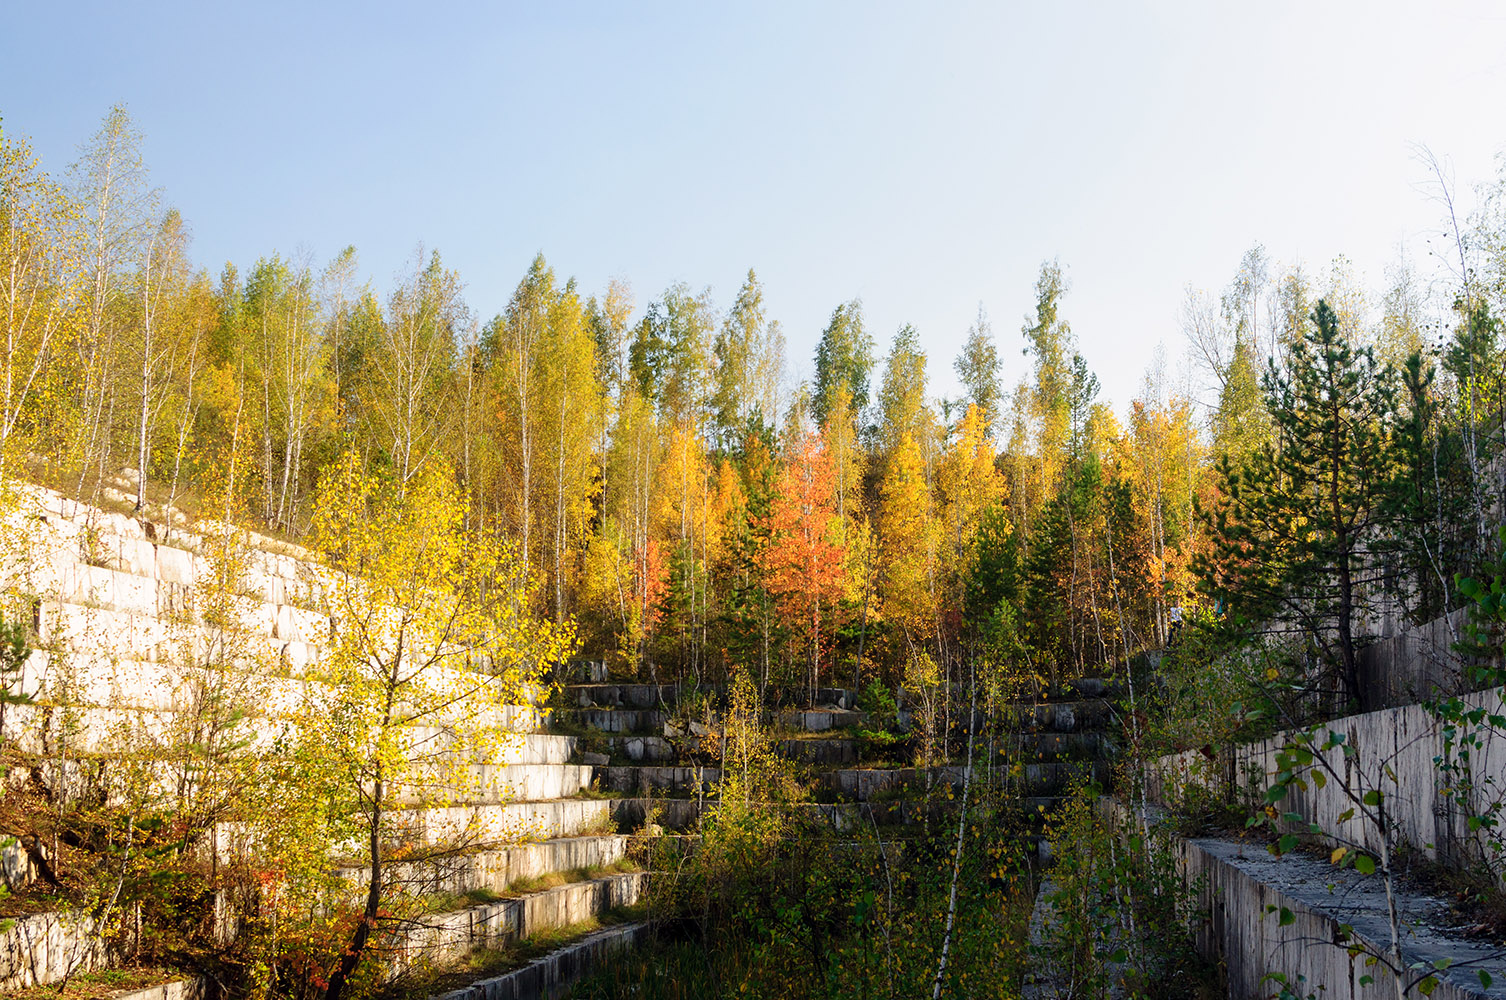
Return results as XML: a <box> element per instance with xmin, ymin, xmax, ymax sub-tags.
<box><xmin>304</xmin><ymin>450</ymin><xmax>574</xmax><ymax>819</ymax></box>
<box><xmin>877</xmin><ymin>433</ymin><xmax>938</xmax><ymax>630</ymax></box>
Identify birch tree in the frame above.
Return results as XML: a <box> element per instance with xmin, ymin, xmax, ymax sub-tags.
<box><xmin>370</xmin><ymin>246</ymin><xmax>461</xmax><ymax>488</ymax></box>
<box><xmin>70</xmin><ymin>104</ymin><xmax>156</xmax><ymax>499</ymax></box>
<box><xmin>0</xmin><ymin>124</ymin><xmax>78</xmax><ymax>481</ymax></box>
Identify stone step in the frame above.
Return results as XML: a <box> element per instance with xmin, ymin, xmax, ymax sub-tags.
<box><xmin>2</xmin><ymin>701</ymin><xmax>557</xmax><ymax>758</ymax></box>
<box><xmin>388</xmin><ymin>872</ymin><xmax>647</xmax><ymax>978</ymax></box>
<box><xmin>998</xmin><ymin>700</ymin><xmax>1114</xmax><ymax>733</ymax></box>
<box><xmin>0</xmin><ymin>909</ymin><xmax>109</xmax><ymax>991</ymax></box>
<box><xmin>431</xmin><ymin>921</ymin><xmax>648</xmax><ymax>1000</ymax></box>
<box><xmin>28</xmin><ymin>483</ymin><xmax>317</xmax><ymax>573</ymax></box>
<box><xmin>332</xmin><ymin>835</ymin><xmax>631</xmax><ymax>902</ymax></box>
<box><xmin>602</xmin><ymin>735</ymin><xmax>676</xmax><ymax>763</ymax></box>
<box><xmin>1058</xmin><ymin>677</ymin><xmax>1120</xmax><ymax>700</ymax></box>
<box><xmin>559</xmin><ymin>705</ymin><xmax>871</xmax><ymax>737</ymax></box>
<box><xmin>999</xmin><ymin>677</ymin><xmax>1123</xmax><ymax>703</ymax></box>
<box><xmin>561</xmin><ymin>683</ymin><xmax>856</xmax><ymax>711</ymax></box>
<box><xmin>106</xmin><ymin>975</ymin><xmax>207</xmax><ymax>1000</ymax></box>
<box><xmin>562</xmin><ymin>684</ymin><xmax>688</xmax><ymax>709</ymax></box>
<box><xmin>396</xmin><ymin>764</ymin><xmax>596</xmax><ymax>806</ymax></box>
<box><xmin>999</xmin><ymin>731</ymin><xmax>1111</xmax><ymax>762</ymax></box>
<box><xmin>26</xmin><ymin>531</ymin><xmax>321</xmax><ymax>612</ymax></box>
<box><xmin>24</xmin><ymin>602</ymin><xmax>547</xmax><ymax>710</ymax></box>
<box><xmin>554</xmin><ymin>708</ymin><xmax>669</xmax><ymax>734</ymax></box>
<box><xmin>609</xmin><ymin>797</ymin><xmax>707</xmax><ymax>832</ymax></box>
<box><xmin>770</xmin><ymin>686</ymin><xmax>856</xmax><ymax>710</ymax></box>
<box><xmin>595</xmin><ymin>729</ymin><xmax>1109</xmax><ymax>768</ymax></box>
<box><xmin>817</xmin><ymin>761</ymin><xmax>1110</xmax><ymax>802</ymax></box>
<box><xmin>594</xmin><ymin>765</ymin><xmax>720</xmax><ymax>797</ymax></box>
<box><xmin>17</xmin><ymin>754</ymin><xmax>594</xmax><ymax>814</ymax></box>
<box><xmin>561</xmin><ymin>701</ymin><xmax>1103</xmax><ymax>742</ymax></box>
<box><xmin>1012</xmin><ymin>760</ymin><xmax>1111</xmax><ymax>797</ymax></box>
<box><xmin>775</xmin><ymin>709</ymin><xmax>866</xmax><ymax>732</ymax></box>
<box><xmin>777</xmin><ymin>737</ymin><xmax>860</xmax><ymax>765</ymax></box>
<box><xmin>606</xmin><ymin>795</ymin><xmax>978</xmax><ymax>834</ymax></box>
<box><xmin>390</xmin><ymin>800</ymin><xmax>615</xmax><ymax>847</ymax></box>
<box><xmin>261</xmin><ymin>799</ymin><xmax>613</xmax><ymax>858</ymax></box>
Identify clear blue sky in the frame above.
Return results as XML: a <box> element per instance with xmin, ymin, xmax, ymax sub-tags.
<box><xmin>6</xmin><ymin>1</ymin><xmax>1506</xmax><ymax>413</ymax></box>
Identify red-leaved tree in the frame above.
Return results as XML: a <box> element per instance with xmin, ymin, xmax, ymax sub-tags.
<box><xmin>762</xmin><ymin>432</ymin><xmax>846</xmax><ymax>698</ymax></box>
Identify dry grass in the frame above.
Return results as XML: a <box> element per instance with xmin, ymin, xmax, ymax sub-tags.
<box><xmin>6</xmin><ymin>966</ymin><xmax>185</xmax><ymax>1000</ymax></box>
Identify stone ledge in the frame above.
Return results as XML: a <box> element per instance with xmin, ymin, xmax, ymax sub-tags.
<box><xmin>390</xmin><ymin>873</ymin><xmax>646</xmax><ymax>974</ymax></box>
<box><xmin>1148</xmin><ymin>692</ymin><xmax>1506</xmax><ymax>872</ymax></box>
<box><xmin>112</xmin><ymin>975</ymin><xmax>209</xmax><ymax>1000</ymax></box>
<box><xmin>332</xmin><ymin>835</ymin><xmax>631</xmax><ymax>901</ymax></box>
<box><xmin>1099</xmin><ymin>798</ymin><xmax>1506</xmax><ymax>1000</ymax></box>
<box><xmin>430</xmin><ymin>921</ymin><xmax>647</xmax><ymax>1000</ymax></box>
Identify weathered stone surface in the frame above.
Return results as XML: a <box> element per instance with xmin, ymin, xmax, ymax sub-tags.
<box><xmin>113</xmin><ymin>977</ymin><xmax>208</xmax><ymax>1000</ymax></box>
<box><xmin>569</xmin><ymin>660</ymin><xmax>609</xmax><ymax>683</ymax></box>
<box><xmin>816</xmin><ymin>764</ymin><xmax>1104</xmax><ymax>802</ymax></box>
<box><xmin>1099</xmin><ymin>799</ymin><xmax>1506</xmax><ymax>1000</ymax></box>
<box><xmin>317</xmin><ymin>798</ymin><xmax>612</xmax><ymax>851</ymax></box>
<box><xmin>330</xmin><ymin>836</ymin><xmax>630</xmax><ymax>906</ymax></box>
<box><xmin>1355</xmin><ymin>608</ymin><xmax>1486</xmax><ymax>712</ymax></box>
<box><xmin>776</xmin><ymin>709</ymin><xmax>866</xmax><ymax>732</ymax></box>
<box><xmin>0</xmin><ymin>910</ymin><xmax>107</xmax><ymax>991</ymax></box>
<box><xmin>1149</xmin><ymin>692</ymin><xmax>1506</xmax><ymax>869</ymax></box>
<box><xmin>606</xmin><ymin>797</ymin><xmax>935</xmax><ymax>834</ymax></box>
<box><xmin>597</xmin><ymin>765</ymin><xmax>719</xmax><ymax>796</ymax></box>
<box><xmin>820</xmin><ymin>767</ymin><xmax>943</xmax><ymax>800</ymax></box>
<box><xmin>605</xmin><ymin>735</ymin><xmax>675</xmax><ymax>763</ymax></box>
<box><xmin>569</xmin><ymin>683</ymin><xmax>681</xmax><ymax>709</ymax></box>
<box><xmin>431</xmin><ymin>922</ymin><xmax>647</xmax><ymax>1000</ymax></box>
<box><xmin>1002</xmin><ymin>731</ymin><xmax>1108</xmax><ymax>762</ymax></box>
<box><xmin>395</xmin><ymin>764</ymin><xmax>595</xmax><ymax>805</ymax></box>
<box><xmin>556</xmin><ymin>708</ymin><xmax>668</xmax><ymax>734</ymax></box>
<box><xmin>777</xmin><ymin>738</ymin><xmax>858</xmax><ymax>765</ymax></box>
<box><xmin>2</xmin><ymin>703</ymin><xmax>569</xmax><ymax>764</ymax></box>
<box><xmin>766</xmin><ymin>686</ymin><xmax>854</xmax><ymax>710</ymax></box>
<box><xmin>997</xmin><ymin>700</ymin><xmax>1112</xmax><ymax>733</ymax></box>
<box><xmin>389</xmin><ymin>873</ymin><xmax>646</xmax><ymax>973</ymax></box>
<box><xmin>610</xmin><ymin>797</ymin><xmax>705</xmax><ymax>832</ymax></box>
<box><xmin>563</xmin><ymin>683</ymin><xmax>855</xmax><ymax>711</ymax></box>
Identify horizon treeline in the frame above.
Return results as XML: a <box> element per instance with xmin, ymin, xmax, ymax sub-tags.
<box><xmin>5</xmin><ymin>105</ymin><xmax>1506</xmax><ymax>696</ymax></box>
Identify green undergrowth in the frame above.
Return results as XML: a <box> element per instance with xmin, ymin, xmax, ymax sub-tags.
<box><xmin>564</xmin><ymin>935</ymin><xmax>748</xmax><ymax>999</ymax></box>
<box><xmin>1037</xmin><ymin>785</ymin><xmax>1224</xmax><ymax>1000</ymax></box>
<box><xmin>573</xmin><ymin>785</ymin><xmax>625</xmax><ymax>800</ymax></box>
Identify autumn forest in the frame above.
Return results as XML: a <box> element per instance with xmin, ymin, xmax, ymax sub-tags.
<box><xmin>8</xmin><ymin>98</ymin><xmax>1506</xmax><ymax>1000</ymax></box>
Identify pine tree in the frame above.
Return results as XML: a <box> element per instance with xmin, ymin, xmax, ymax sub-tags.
<box><xmin>1383</xmin><ymin>351</ymin><xmax>1476</xmax><ymax>622</ymax></box>
<box><xmin>1204</xmin><ymin>300</ymin><xmax>1398</xmax><ymax>708</ymax></box>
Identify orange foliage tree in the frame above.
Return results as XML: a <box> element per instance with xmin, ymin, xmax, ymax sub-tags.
<box><xmin>761</xmin><ymin>431</ymin><xmax>846</xmax><ymax>696</ymax></box>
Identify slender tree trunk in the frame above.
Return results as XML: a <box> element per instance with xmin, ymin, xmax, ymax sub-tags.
<box><xmin>134</xmin><ymin>231</ymin><xmax>158</xmax><ymax>512</ymax></box>
<box><xmin>324</xmin><ymin>771</ymin><xmax>383</xmax><ymax>1000</ymax></box>
<box><xmin>555</xmin><ymin>357</ymin><xmax>569</xmax><ymax>623</ymax></box>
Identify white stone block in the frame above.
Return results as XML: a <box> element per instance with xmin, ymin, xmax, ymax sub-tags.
<box><xmin>155</xmin><ymin>545</ymin><xmax>200</xmax><ymax>586</ymax></box>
